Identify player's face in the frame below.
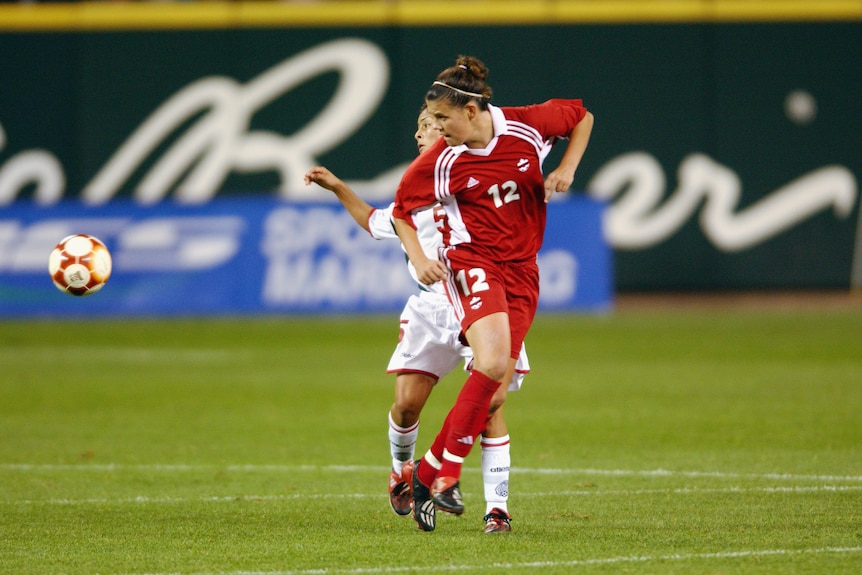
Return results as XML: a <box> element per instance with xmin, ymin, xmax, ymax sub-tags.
<box><xmin>426</xmin><ymin>100</ymin><xmax>472</xmax><ymax>147</ymax></box>
<box><xmin>414</xmin><ymin>110</ymin><xmax>443</xmax><ymax>154</ymax></box>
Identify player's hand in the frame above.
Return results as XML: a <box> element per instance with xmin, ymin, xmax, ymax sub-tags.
<box><xmin>304</xmin><ymin>166</ymin><xmax>340</xmax><ymax>190</ymax></box>
<box><xmin>415</xmin><ymin>258</ymin><xmax>448</xmax><ymax>285</ymax></box>
<box><xmin>543</xmin><ymin>168</ymin><xmax>575</xmax><ymax>202</ymax></box>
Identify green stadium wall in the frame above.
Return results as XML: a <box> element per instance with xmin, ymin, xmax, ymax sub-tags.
<box><xmin>0</xmin><ymin>1</ymin><xmax>860</xmax><ymax>291</ymax></box>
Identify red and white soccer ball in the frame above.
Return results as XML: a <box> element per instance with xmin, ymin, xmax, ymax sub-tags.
<box><xmin>48</xmin><ymin>234</ymin><xmax>113</xmax><ymax>296</ymax></box>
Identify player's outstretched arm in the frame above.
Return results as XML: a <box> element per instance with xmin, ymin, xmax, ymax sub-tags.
<box><xmin>543</xmin><ymin>111</ymin><xmax>594</xmax><ymax>202</ymax></box>
<box><xmin>393</xmin><ymin>216</ymin><xmax>448</xmax><ymax>285</ymax></box>
<box><xmin>304</xmin><ymin>166</ymin><xmax>374</xmax><ymax>233</ymax></box>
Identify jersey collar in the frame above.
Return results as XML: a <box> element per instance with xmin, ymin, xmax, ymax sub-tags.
<box><xmin>454</xmin><ymin>104</ymin><xmax>505</xmax><ymax>157</ymax></box>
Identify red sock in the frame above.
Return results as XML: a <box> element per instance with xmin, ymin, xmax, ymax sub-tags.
<box><xmin>417</xmin><ymin>410</ymin><xmax>455</xmax><ymax>487</ymax></box>
<box><xmin>428</xmin><ymin>410</ymin><xmax>453</xmax><ymax>465</ymax></box>
<box><xmin>417</xmin><ymin>453</ymin><xmax>438</xmax><ymax>487</ymax></box>
<box><xmin>438</xmin><ymin>370</ymin><xmax>500</xmax><ymax>480</ymax></box>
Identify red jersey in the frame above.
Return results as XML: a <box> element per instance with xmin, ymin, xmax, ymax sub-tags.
<box><xmin>393</xmin><ymin>99</ymin><xmax>588</xmax><ymax>263</ymax></box>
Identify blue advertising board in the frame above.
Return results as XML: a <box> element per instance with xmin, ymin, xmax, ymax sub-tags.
<box><xmin>0</xmin><ymin>197</ymin><xmax>611</xmax><ymax>318</ymax></box>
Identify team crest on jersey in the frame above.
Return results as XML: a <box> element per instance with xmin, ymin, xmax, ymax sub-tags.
<box><xmin>518</xmin><ymin>158</ymin><xmax>530</xmax><ymax>172</ymax></box>
<box><xmin>467</xmin><ymin>176</ymin><xmax>480</xmax><ymax>188</ymax></box>
<box><xmin>470</xmin><ymin>296</ymin><xmax>483</xmax><ymax>310</ymax></box>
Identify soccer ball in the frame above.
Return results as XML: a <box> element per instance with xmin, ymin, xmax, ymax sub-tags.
<box><xmin>48</xmin><ymin>234</ymin><xmax>113</xmax><ymax>296</ymax></box>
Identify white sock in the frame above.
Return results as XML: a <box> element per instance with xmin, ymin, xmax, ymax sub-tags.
<box><xmin>388</xmin><ymin>412</ymin><xmax>419</xmax><ymax>474</ymax></box>
<box><xmin>480</xmin><ymin>434</ymin><xmax>510</xmax><ymax>515</ymax></box>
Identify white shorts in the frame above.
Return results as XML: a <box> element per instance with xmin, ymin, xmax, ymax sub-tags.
<box><xmin>386</xmin><ymin>291</ymin><xmax>529</xmax><ymax>391</ymax></box>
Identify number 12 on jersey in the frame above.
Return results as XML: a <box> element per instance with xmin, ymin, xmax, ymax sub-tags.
<box><xmin>487</xmin><ymin>180</ymin><xmax>520</xmax><ymax>208</ymax></box>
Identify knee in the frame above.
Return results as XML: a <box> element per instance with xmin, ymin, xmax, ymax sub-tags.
<box><xmin>473</xmin><ymin>360</ymin><xmax>508</xmax><ymax>384</ymax></box>
<box><xmin>488</xmin><ymin>396</ymin><xmax>505</xmax><ymax>414</ymax></box>
<box><xmin>392</xmin><ymin>374</ymin><xmax>436</xmax><ymax>427</ymax></box>
<box><xmin>392</xmin><ymin>399</ymin><xmax>423</xmax><ymax>427</ymax></box>
<box><xmin>488</xmin><ymin>385</ymin><xmax>507</xmax><ymax>414</ymax></box>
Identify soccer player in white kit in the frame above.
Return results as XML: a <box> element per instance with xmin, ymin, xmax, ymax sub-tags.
<box><xmin>304</xmin><ymin>106</ymin><xmax>528</xmax><ymax>533</ymax></box>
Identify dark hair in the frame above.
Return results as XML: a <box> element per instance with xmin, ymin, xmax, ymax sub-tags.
<box><xmin>425</xmin><ymin>55</ymin><xmax>492</xmax><ymax>110</ymax></box>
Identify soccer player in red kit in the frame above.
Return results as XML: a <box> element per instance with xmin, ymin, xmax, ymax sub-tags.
<box><xmin>392</xmin><ymin>56</ymin><xmax>593</xmax><ymax>531</ymax></box>
<box><xmin>305</xmin><ymin>105</ymin><xmax>530</xmax><ymax>533</ymax></box>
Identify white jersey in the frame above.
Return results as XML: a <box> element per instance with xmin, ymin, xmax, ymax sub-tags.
<box><xmin>367</xmin><ymin>202</ymin><xmax>446</xmax><ymax>295</ymax></box>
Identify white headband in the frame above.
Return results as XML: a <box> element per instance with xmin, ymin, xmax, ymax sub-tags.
<box><xmin>432</xmin><ymin>81</ymin><xmax>486</xmax><ymax>100</ymax></box>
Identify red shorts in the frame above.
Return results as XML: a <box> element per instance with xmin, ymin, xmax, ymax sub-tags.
<box><xmin>440</xmin><ymin>247</ymin><xmax>539</xmax><ymax>360</ymax></box>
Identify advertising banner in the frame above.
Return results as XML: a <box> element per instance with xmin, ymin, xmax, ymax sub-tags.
<box><xmin>0</xmin><ymin>198</ymin><xmax>611</xmax><ymax>317</ymax></box>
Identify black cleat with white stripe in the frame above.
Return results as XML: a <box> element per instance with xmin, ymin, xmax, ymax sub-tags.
<box><xmin>411</xmin><ymin>460</ymin><xmax>436</xmax><ymax>531</ymax></box>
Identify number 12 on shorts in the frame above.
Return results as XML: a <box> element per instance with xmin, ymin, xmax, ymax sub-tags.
<box><xmin>455</xmin><ymin>268</ymin><xmax>490</xmax><ymax>296</ymax></box>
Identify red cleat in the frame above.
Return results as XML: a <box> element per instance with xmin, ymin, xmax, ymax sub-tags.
<box><xmin>483</xmin><ymin>508</ymin><xmax>512</xmax><ymax>533</ymax></box>
<box><xmin>388</xmin><ymin>461</ymin><xmax>414</xmax><ymax>516</ymax></box>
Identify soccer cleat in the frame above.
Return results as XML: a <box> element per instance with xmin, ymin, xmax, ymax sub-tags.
<box><xmin>431</xmin><ymin>476</ymin><xmax>464</xmax><ymax>515</ymax></box>
<box><xmin>483</xmin><ymin>508</ymin><xmax>512</xmax><ymax>533</ymax></box>
<box><xmin>411</xmin><ymin>460</ymin><xmax>436</xmax><ymax>531</ymax></box>
<box><xmin>388</xmin><ymin>460</ymin><xmax>414</xmax><ymax>516</ymax></box>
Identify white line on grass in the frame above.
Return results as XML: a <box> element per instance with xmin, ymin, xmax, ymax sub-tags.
<box><xmin>113</xmin><ymin>546</ymin><xmax>862</xmax><ymax>575</ymax></box>
<box><xmin>9</xmin><ymin>484</ymin><xmax>862</xmax><ymax>506</ymax></box>
<box><xmin>553</xmin><ymin>484</ymin><xmax>862</xmax><ymax>497</ymax></box>
<box><xmin>526</xmin><ymin>467</ymin><xmax>862</xmax><ymax>483</ymax></box>
<box><xmin>4</xmin><ymin>463</ymin><xmax>862</xmax><ymax>483</ymax></box>
<box><xmin>0</xmin><ymin>347</ymin><xmax>253</xmax><ymax>364</ymax></box>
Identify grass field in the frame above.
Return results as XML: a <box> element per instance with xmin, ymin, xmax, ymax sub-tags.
<box><xmin>2</xmin><ymin>302</ymin><xmax>861</xmax><ymax>574</ymax></box>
